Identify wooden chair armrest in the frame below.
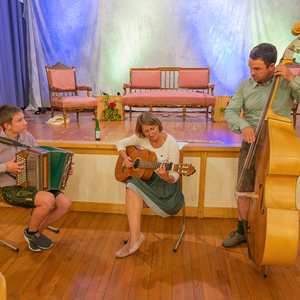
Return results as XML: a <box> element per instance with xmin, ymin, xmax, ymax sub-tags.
<box><xmin>50</xmin><ymin>85</ymin><xmax>62</xmax><ymax>92</ymax></box>
<box><xmin>208</xmin><ymin>83</ymin><xmax>215</xmax><ymax>95</ymax></box>
<box><xmin>77</xmin><ymin>85</ymin><xmax>92</xmax><ymax>91</ymax></box>
<box><xmin>123</xmin><ymin>83</ymin><xmax>132</xmax><ymax>95</ymax></box>
<box><xmin>77</xmin><ymin>85</ymin><xmax>92</xmax><ymax>97</ymax></box>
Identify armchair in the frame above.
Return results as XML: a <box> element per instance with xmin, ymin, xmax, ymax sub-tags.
<box><xmin>45</xmin><ymin>62</ymin><xmax>97</xmax><ymax>124</ymax></box>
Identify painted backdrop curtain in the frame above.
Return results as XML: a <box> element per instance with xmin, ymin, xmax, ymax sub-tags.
<box><xmin>0</xmin><ymin>0</ymin><xmax>29</xmax><ymax>107</ymax></box>
<box><xmin>22</xmin><ymin>0</ymin><xmax>300</xmax><ymax>110</ymax></box>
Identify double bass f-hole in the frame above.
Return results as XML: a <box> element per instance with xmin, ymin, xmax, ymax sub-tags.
<box><xmin>259</xmin><ymin>184</ymin><xmax>265</xmax><ymax>215</ymax></box>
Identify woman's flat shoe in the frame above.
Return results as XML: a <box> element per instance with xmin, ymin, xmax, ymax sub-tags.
<box><xmin>115</xmin><ymin>248</ymin><xmax>131</xmax><ymax>258</ymax></box>
<box><xmin>115</xmin><ymin>233</ymin><xmax>145</xmax><ymax>258</ymax></box>
<box><xmin>128</xmin><ymin>233</ymin><xmax>145</xmax><ymax>254</ymax></box>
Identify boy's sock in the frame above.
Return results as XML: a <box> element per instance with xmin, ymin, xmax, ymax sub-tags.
<box><xmin>27</xmin><ymin>228</ymin><xmax>39</xmax><ymax>236</ymax></box>
<box><xmin>236</xmin><ymin>220</ymin><xmax>245</xmax><ymax>235</ymax></box>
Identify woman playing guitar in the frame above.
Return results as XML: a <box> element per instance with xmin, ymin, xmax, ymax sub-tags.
<box><xmin>115</xmin><ymin>112</ymin><xmax>184</xmax><ymax>258</ymax></box>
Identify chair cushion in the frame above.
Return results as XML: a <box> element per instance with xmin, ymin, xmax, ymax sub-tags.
<box><xmin>290</xmin><ymin>68</ymin><xmax>300</xmax><ymax>77</ymax></box>
<box><xmin>131</xmin><ymin>71</ymin><xmax>161</xmax><ymax>89</ymax></box>
<box><xmin>51</xmin><ymin>96</ymin><xmax>97</xmax><ymax>108</ymax></box>
<box><xmin>122</xmin><ymin>91</ymin><xmax>215</xmax><ymax>105</ymax></box>
<box><xmin>178</xmin><ymin>70</ymin><xmax>209</xmax><ymax>89</ymax></box>
<box><xmin>49</xmin><ymin>69</ymin><xmax>76</xmax><ymax>91</ymax></box>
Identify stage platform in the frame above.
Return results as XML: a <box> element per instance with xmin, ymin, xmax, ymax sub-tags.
<box><xmin>20</xmin><ymin>109</ymin><xmax>300</xmax><ymax>218</ymax></box>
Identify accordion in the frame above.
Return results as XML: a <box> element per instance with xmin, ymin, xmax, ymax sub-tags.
<box><xmin>16</xmin><ymin>146</ymin><xmax>73</xmax><ymax>191</ymax></box>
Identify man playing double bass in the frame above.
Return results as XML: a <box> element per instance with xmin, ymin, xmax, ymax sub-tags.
<box><xmin>223</xmin><ymin>43</ymin><xmax>300</xmax><ymax>248</ymax></box>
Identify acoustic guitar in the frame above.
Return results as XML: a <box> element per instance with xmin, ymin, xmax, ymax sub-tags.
<box><xmin>115</xmin><ymin>146</ymin><xmax>196</xmax><ymax>183</ymax></box>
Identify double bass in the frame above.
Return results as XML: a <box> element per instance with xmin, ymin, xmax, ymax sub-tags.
<box><xmin>238</xmin><ymin>21</ymin><xmax>300</xmax><ymax>276</ymax></box>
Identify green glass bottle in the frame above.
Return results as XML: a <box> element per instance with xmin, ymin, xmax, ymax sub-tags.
<box><xmin>95</xmin><ymin>119</ymin><xmax>101</xmax><ymax>140</ymax></box>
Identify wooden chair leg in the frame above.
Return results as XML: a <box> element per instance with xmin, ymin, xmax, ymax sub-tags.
<box><xmin>211</xmin><ymin>105</ymin><xmax>215</xmax><ymax>122</ymax></box>
<box><xmin>93</xmin><ymin>106</ymin><xmax>97</xmax><ymax>123</ymax></box>
<box><xmin>63</xmin><ymin>109</ymin><xmax>67</xmax><ymax>124</ymax></box>
<box><xmin>51</xmin><ymin>107</ymin><xmax>54</xmax><ymax>118</ymax></box>
<box><xmin>122</xmin><ymin>104</ymin><xmax>126</xmax><ymax>121</ymax></box>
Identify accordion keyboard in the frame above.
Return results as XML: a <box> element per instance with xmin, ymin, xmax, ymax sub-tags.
<box><xmin>16</xmin><ymin>152</ymin><xmax>28</xmax><ymax>187</ymax></box>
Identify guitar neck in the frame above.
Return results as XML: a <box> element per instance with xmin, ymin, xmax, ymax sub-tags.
<box><xmin>135</xmin><ymin>160</ymin><xmax>172</xmax><ymax>170</ymax></box>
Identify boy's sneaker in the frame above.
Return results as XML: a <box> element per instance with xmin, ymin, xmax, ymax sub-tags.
<box><xmin>222</xmin><ymin>231</ymin><xmax>246</xmax><ymax>247</ymax></box>
<box><xmin>27</xmin><ymin>240</ymin><xmax>42</xmax><ymax>252</ymax></box>
<box><xmin>24</xmin><ymin>227</ymin><xmax>53</xmax><ymax>250</ymax></box>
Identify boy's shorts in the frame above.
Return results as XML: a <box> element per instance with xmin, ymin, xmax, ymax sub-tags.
<box><xmin>236</xmin><ymin>140</ymin><xmax>256</xmax><ymax>192</ymax></box>
<box><xmin>1</xmin><ymin>186</ymin><xmax>62</xmax><ymax>208</ymax></box>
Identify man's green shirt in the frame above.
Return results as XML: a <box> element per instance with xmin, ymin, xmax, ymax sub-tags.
<box><xmin>225</xmin><ymin>76</ymin><xmax>300</xmax><ymax>134</ymax></box>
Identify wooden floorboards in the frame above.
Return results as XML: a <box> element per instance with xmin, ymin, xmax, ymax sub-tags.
<box><xmin>1</xmin><ymin>208</ymin><xmax>300</xmax><ymax>299</ymax></box>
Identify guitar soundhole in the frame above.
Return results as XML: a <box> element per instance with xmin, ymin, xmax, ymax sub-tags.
<box><xmin>133</xmin><ymin>159</ymin><xmax>140</xmax><ymax>169</ymax></box>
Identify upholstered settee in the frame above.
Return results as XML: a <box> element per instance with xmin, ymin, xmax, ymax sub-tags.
<box><xmin>122</xmin><ymin>67</ymin><xmax>216</xmax><ymax>121</ymax></box>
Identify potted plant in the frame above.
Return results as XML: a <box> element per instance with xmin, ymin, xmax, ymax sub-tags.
<box><xmin>103</xmin><ymin>94</ymin><xmax>122</xmax><ymax>121</ymax></box>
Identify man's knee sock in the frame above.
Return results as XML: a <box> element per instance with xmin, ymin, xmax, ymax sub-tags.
<box><xmin>236</xmin><ymin>220</ymin><xmax>245</xmax><ymax>235</ymax></box>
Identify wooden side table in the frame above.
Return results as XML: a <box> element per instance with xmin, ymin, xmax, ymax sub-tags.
<box><xmin>93</xmin><ymin>95</ymin><xmax>123</xmax><ymax>121</ymax></box>
<box><xmin>214</xmin><ymin>96</ymin><xmax>231</xmax><ymax>122</ymax></box>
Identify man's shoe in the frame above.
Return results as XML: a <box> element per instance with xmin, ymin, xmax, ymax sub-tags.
<box><xmin>24</xmin><ymin>227</ymin><xmax>53</xmax><ymax>250</ymax></box>
<box><xmin>222</xmin><ymin>231</ymin><xmax>246</xmax><ymax>248</ymax></box>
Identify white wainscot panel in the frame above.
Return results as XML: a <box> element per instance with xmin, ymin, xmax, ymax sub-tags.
<box><xmin>182</xmin><ymin>156</ymin><xmax>200</xmax><ymax>207</ymax></box>
<box><xmin>64</xmin><ymin>154</ymin><xmax>126</xmax><ymax>204</ymax></box>
<box><xmin>205</xmin><ymin>157</ymin><xmax>238</xmax><ymax>208</ymax></box>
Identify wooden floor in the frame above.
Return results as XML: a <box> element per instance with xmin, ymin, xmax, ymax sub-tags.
<box><xmin>1</xmin><ymin>109</ymin><xmax>300</xmax><ymax>299</ymax></box>
<box><xmin>2</xmin><ymin>208</ymin><xmax>300</xmax><ymax>299</ymax></box>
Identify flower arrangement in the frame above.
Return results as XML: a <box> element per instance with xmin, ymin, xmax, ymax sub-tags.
<box><xmin>103</xmin><ymin>94</ymin><xmax>121</xmax><ymax>121</ymax></box>
<box><xmin>219</xmin><ymin>101</ymin><xmax>230</xmax><ymax>115</ymax></box>
<box><xmin>219</xmin><ymin>97</ymin><xmax>232</xmax><ymax>116</ymax></box>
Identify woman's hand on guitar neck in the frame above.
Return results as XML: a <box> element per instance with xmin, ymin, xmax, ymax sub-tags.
<box><xmin>155</xmin><ymin>163</ymin><xmax>175</xmax><ymax>183</ymax></box>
